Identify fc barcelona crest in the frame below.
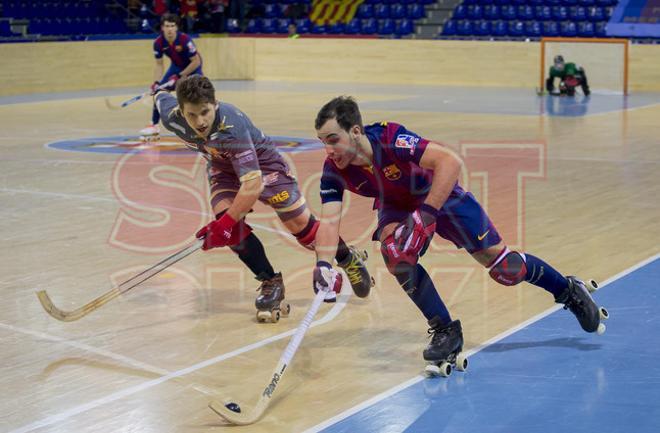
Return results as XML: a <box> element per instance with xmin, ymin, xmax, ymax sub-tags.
<box><xmin>383</xmin><ymin>164</ymin><xmax>401</xmax><ymax>180</ymax></box>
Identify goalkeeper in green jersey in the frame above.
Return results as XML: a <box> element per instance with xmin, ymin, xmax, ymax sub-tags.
<box><xmin>546</xmin><ymin>55</ymin><xmax>591</xmax><ymax>96</ymax></box>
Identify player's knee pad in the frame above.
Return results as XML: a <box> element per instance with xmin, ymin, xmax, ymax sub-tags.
<box><xmin>294</xmin><ymin>215</ymin><xmax>319</xmax><ymax>251</ymax></box>
<box><xmin>381</xmin><ymin>234</ymin><xmax>419</xmax><ymax>274</ymax></box>
<box><xmin>488</xmin><ymin>248</ymin><xmax>527</xmax><ymax>286</ymax></box>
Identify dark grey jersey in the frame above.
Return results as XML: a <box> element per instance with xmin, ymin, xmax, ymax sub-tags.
<box><xmin>155</xmin><ymin>92</ymin><xmax>288</xmax><ymax>183</ymax></box>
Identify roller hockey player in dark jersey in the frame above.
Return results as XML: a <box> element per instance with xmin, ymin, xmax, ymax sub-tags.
<box><xmin>154</xmin><ymin>77</ymin><xmax>373</xmax><ymax>322</ymax></box>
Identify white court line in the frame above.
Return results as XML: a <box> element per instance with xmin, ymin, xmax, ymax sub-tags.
<box><xmin>7</xmin><ymin>288</ymin><xmax>350</xmax><ymax>433</ymax></box>
<box><xmin>302</xmin><ymin>252</ymin><xmax>660</xmax><ymax>433</ymax></box>
<box><xmin>0</xmin><ymin>323</ymin><xmax>170</xmax><ymax>376</ymax></box>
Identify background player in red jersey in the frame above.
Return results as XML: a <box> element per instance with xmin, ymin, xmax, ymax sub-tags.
<box><xmin>312</xmin><ymin>96</ymin><xmax>607</xmax><ymax>371</ymax></box>
<box><xmin>140</xmin><ymin>13</ymin><xmax>203</xmax><ymax>140</ymax></box>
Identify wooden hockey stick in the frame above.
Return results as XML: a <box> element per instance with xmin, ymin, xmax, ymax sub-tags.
<box><xmin>104</xmin><ymin>79</ymin><xmax>176</xmax><ymax>110</ymax></box>
<box><xmin>36</xmin><ymin>238</ymin><xmax>203</xmax><ymax>322</ymax></box>
<box><xmin>208</xmin><ymin>287</ymin><xmax>328</xmax><ymax>425</ymax></box>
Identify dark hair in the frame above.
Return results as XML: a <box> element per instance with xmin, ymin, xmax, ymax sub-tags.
<box><xmin>161</xmin><ymin>13</ymin><xmax>180</xmax><ymax>27</ymax></box>
<box><xmin>176</xmin><ymin>75</ymin><xmax>216</xmax><ymax>108</ymax></box>
<box><xmin>315</xmin><ymin>96</ymin><xmax>363</xmax><ymax>133</ymax></box>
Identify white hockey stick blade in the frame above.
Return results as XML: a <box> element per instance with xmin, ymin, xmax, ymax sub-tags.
<box><xmin>208</xmin><ymin>288</ymin><xmax>328</xmax><ymax>425</ymax></box>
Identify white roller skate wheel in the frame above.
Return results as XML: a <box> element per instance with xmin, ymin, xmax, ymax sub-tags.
<box><xmin>438</xmin><ymin>361</ymin><xmax>452</xmax><ymax>377</ymax></box>
<box><xmin>455</xmin><ymin>353</ymin><xmax>469</xmax><ymax>372</ymax></box>
<box><xmin>270</xmin><ymin>309</ymin><xmax>281</xmax><ymax>323</ymax></box>
<box><xmin>599</xmin><ymin>307</ymin><xmax>609</xmax><ymax>320</ymax></box>
<box><xmin>587</xmin><ymin>279</ymin><xmax>599</xmax><ymax>293</ymax></box>
<box><xmin>425</xmin><ymin>364</ymin><xmax>441</xmax><ymax>376</ymax></box>
<box><xmin>596</xmin><ymin>323</ymin><xmax>606</xmax><ymax>335</ymax></box>
<box><xmin>281</xmin><ymin>303</ymin><xmax>291</xmax><ymax>317</ymax></box>
<box><xmin>256</xmin><ymin>311</ymin><xmax>271</xmax><ymax>323</ymax></box>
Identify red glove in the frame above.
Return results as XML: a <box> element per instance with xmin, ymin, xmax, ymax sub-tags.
<box><xmin>195</xmin><ymin>213</ymin><xmax>238</xmax><ymax>250</ymax></box>
<box><xmin>313</xmin><ymin>261</ymin><xmax>342</xmax><ymax>303</ymax></box>
<box><xmin>394</xmin><ymin>204</ymin><xmax>437</xmax><ymax>257</ymax></box>
<box><xmin>167</xmin><ymin>74</ymin><xmax>180</xmax><ymax>88</ymax></box>
<box><xmin>150</xmin><ymin>81</ymin><xmax>160</xmax><ymax>93</ymax></box>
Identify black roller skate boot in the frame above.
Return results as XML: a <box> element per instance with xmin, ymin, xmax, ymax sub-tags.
<box><xmin>555</xmin><ymin>276</ymin><xmax>608</xmax><ymax>334</ymax></box>
<box><xmin>255</xmin><ymin>272</ymin><xmax>290</xmax><ymax>323</ymax></box>
<box><xmin>423</xmin><ymin>317</ymin><xmax>468</xmax><ymax>377</ymax></box>
<box><xmin>336</xmin><ymin>246</ymin><xmax>375</xmax><ymax>298</ymax></box>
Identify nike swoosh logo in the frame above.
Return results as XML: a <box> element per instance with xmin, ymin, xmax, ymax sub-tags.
<box><xmin>477</xmin><ymin>230</ymin><xmax>490</xmax><ymax>241</ymax></box>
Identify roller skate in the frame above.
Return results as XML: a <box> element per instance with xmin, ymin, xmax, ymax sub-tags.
<box><xmin>423</xmin><ymin>318</ymin><xmax>468</xmax><ymax>377</ymax></box>
<box><xmin>336</xmin><ymin>246</ymin><xmax>375</xmax><ymax>298</ymax></box>
<box><xmin>139</xmin><ymin>124</ymin><xmax>160</xmax><ymax>142</ymax></box>
<box><xmin>255</xmin><ymin>272</ymin><xmax>290</xmax><ymax>323</ymax></box>
<box><xmin>555</xmin><ymin>276</ymin><xmax>608</xmax><ymax>335</ymax></box>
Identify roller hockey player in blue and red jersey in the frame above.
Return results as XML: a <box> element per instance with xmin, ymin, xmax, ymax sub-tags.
<box><xmin>140</xmin><ymin>13</ymin><xmax>204</xmax><ymax>140</ymax></box>
<box><xmin>311</xmin><ymin>96</ymin><xmax>608</xmax><ymax>375</ymax></box>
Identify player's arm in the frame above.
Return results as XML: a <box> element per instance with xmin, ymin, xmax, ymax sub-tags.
<box><xmin>418</xmin><ymin>141</ymin><xmax>462</xmax><ymax>209</ymax></box>
<box><xmin>315</xmin><ymin>200</ymin><xmax>343</xmax><ymax>264</ymax></box>
<box><xmin>178</xmin><ymin>53</ymin><xmax>201</xmax><ymax>78</ymax></box>
<box><xmin>224</xmin><ymin>171</ymin><xmax>263</xmax><ymax>221</ymax></box>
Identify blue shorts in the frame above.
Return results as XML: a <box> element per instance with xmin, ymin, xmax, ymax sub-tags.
<box><xmin>160</xmin><ymin>65</ymin><xmax>204</xmax><ymax>87</ymax></box>
<box><xmin>375</xmin><ymin>190</ymin><xmax>502</xmax><ymax>254</ymax></box>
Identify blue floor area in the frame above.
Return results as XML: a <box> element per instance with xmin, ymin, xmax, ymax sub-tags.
<box><xmin>319</xmin><ymin>257</ymin><xmax>660</xmax><ymax>433</ymax></box>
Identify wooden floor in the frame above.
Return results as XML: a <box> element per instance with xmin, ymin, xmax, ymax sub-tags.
<box><xmin>1</xmin><ymin>82</ymin><xmax>659</xmax><ymax>433</ymax></box>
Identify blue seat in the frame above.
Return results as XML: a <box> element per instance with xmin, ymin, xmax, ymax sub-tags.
<box><xmin>345</xmin><ymin>18</ymin><xmax>361</xmax><ymax>34</ymax></box>
<box><xmin>578</xmin><ymin>0</ymin><xmax>595</xmax><ymax>6</ymax></box>
<box><xmin>357</xmin><ymin>4</ymin><xmax>374</xmax><ymax>19</ymax></box>
<box><xmin>484</xmin><ymin>5</ymin><xmax>500</xmax><ymax>20</ymax></box>
<box><xmin>378</xmin><ymin>18</ymin><xmax>395</xmax><ymax>35</ymax></box>
<box><xmin>260</xmin><ymin>18</ymin><xmax>276</xmax><ymax>33</ymax></box>
<box><xmin>456</xmin><ymin>20</ymin><xmax>473</xmax><ymax>36</ymax></box>
<box><xmin>473</xmin><ymin>20</ymin><xmax>491</xmax><ymax>36</ymax></box>
<box><xmin>588</xmin><ymin>6</ymin><xmax>604</xmax><ymax>21</ymax></box>
<box><xmin>570</xmin><ymin>6</ymin><xmax>587</xmax><ymax>21</ymax></box>
<box><xmin>542</xmin><ymin>20</ymin><xmax>559</xmax><ymax>36</ymax></box>
<box><xmin>441</xmin><ymin>19</ymin><xmax>456</xmax><ymax>36</ymax></box>
<box><xmin>491</xmin><ymin>20</ymin><xmax>507</xmax><ymax>36</ymax></box>
<box><xmin>295</xmin><ymin>18</ymin><xmax>311</xmax><ymax>33</ymax></box>
<box><xmin>310</xmin><ymin>24</ymin><xmax>327</xmax><ymax>34</ymax></box>
<box><xmin>552</xmin><ymin>6</ymin><xmax>568</xmax><ymax>20</ymax></box>
<box><xmin>525</xmin><ymin>20</ymin><xmax>542</xmax><ymax>37</ymax></box>
<box><xmin>395</xmin><ymin>18</ymin><xmax>414</xmax><ymax>36</ymax></box>
<box><xmin>276</xmin><ymin>18</ymin><xmax>291</xmax><ymax>34</ymax></box>
<box><xmin>508</xmin><ymin>20</ymin><xmax>524</xmax><ymax>37</ymax></box>
<box><xmin>408</xmin><ymin>4</ymin><xmax>424</xmax><ymax>19</ymax></box>
<box><xmin>560</xmin><ymin>20</ymin><xmax>577</xmax><ymax>36</ymax></box>
<box><xmin>327</xmin><ymin>22</ymin><xmax>345</xmax><ymax>34</ymax></box>
<box><xmin>595</xmin><ymin>20</ymin><xmax>607</xmax><ymax>37</ymax></box>
<box><xmin>467</xmin><ymin>5</ymin><xmax>483</xmax><ymax>19</ymax></box>
<box><xmin>391</xmin><ymin>3</ymin><xmax>406</xmax><ymax>19</ymax></box>
<box><xmin>375</xmin><ymin>4</ymin><xmax>391</xmax><ymax>19</ymax></box>
<box><xmin>535</xmin><ymin>6</ymin><xmax>552</xmax><ymax>20</ymax></box>
<box><xmin>246</xmin><ymin>18</ymin><xmax>261</xmax><ymax>33</ymax></box>
<box><xmin>453</xmin><ymin>5</ymin><xmax>467</xmax><ymax>20</ymax></box>
<box><xmin>517</xmin><ymin>5</ymin><xmax>534</xmax><ymax>20</ymax></box>
<box><xmin>561</xmin><ymin>0</ymin><xmax>578</xmax><ymax>6</ymax></box>
<box><xmin>226</xmin><ymin>18</ymin><xmax>241</xmax><ymax>33</ymax></box>
<box><xmin>361</xmin><ymin>18</ymin><xmax>377</xmax><ymax>34</ymax></box>
<box><xmin>263</xmin><ymin>4</ymin><xmax>278</xmax><ymax>19</ymax></box>
<box><xmin>501</xmin><ymin>5</ymin><xmax>516</xmax><ymax>20</ymax></box>
<box><xmin>577</xmin><ymin>21</ymin><xmax>594</xmax><ymax>37</ymax></box>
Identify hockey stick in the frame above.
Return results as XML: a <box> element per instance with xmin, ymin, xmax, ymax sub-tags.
<box><xmin>104</xmin><ymin>79</ymin><xmax>176</xmax><ymax>111</ymax></box>
<box><xmin>36</xmin><ymin>238</ymin><xmax>203</xmax><ymax>322</ymax></box>
<box><xmin>208</xmin><ymin>287</ymin><xmax>328</xmax><ymax>425</ymax></box>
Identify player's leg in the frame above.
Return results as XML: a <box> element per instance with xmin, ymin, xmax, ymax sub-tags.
<box><xmin>209</xmin><ymin>181</ymin><xmax>286</xmax><ymax>322</ymax></box>
<box><xmin>578</xmin><ymin>67</ymin><xmax>590</xmax><ymax>96</ymax></box>
<box><xmin>438</xmin><ymin>191</ymin><xmax>604</xmax><ymax>333</ymax></box>
<box><xmin>141</xmin><ymin>65</ymin><xmax>181</xmax><ymax>139</ymax></box>
<box><xmin>379</xmin><ymin>213</ymin><xmax>461</xmax><ymax>362</ymax></box>
<box><xmin>265</xmin><ymin>172</ymin><xmax>373</xmax><ymax>299</ymax></box>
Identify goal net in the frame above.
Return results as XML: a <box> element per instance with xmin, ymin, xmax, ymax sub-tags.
<box><xmin>540</xmin><ymin>37</ymin><xmax>629</xmax><ymax>95</ymax></box>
